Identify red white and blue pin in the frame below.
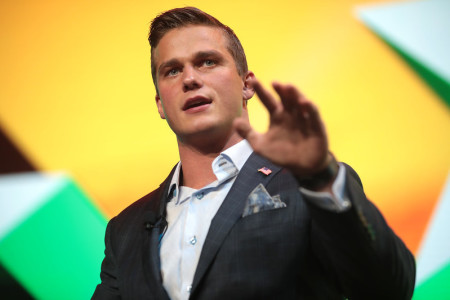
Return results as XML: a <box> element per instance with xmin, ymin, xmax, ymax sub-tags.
<box><xmin>258</xmin><ymin>167</ymin><xmax>272</xmax><ymax>176</ymax></box>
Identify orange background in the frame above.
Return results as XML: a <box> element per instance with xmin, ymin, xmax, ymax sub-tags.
<box><xmin>1</xmin><ymin>0</ymin><xmax>449</xmax><ymax>255</ymax></box>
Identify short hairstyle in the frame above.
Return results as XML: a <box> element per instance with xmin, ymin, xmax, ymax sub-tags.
<box><xmin>148</xmin><ymin>7</ymin><xmax>248</xmax><ymax>92</ymax></box>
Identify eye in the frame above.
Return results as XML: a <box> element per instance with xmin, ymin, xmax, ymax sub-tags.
<box><xmin>203</xmin><ymin>59</ymin><xmax>215</xmax><ymax>67</ymax></box>
<box><xmin>166</xmin><ymin>68</ymin><xmax>179</xmax><ymax>77</ymax></box>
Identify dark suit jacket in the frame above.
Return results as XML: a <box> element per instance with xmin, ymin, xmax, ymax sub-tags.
<box><xmin>92</xmin><ymin>153</ymin><xmax>415</xmax><ymax>299</ymax></box>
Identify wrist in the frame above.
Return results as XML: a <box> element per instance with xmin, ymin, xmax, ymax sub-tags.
<box><xmin>298</xmin><ymin>153</ymin><xmax>339</xmax><ymax>191</ymax></box>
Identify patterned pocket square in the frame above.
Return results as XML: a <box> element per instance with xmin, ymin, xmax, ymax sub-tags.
<box><xmin>242</xmin><ymin>183</ymin><xmax>286</xmax><ymax>217</ymax></box>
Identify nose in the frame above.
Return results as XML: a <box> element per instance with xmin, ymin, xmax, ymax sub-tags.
<box><xmin>182</xmin><ymin>66</ymin><xmax>203</xmax><ymax>92</ymax></box>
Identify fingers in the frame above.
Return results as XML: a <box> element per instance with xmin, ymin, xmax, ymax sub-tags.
<box><xmin>303</xmin><ymin>101</ymin><xmax>322</xmax><ymax>131</ymax></box>
<box><xmin>272</xmin><ymin>82</ymin><xmax>302</xmax><ymax>112</ymax></box>
<box><xmin>254</xmin><ymin>78</ymin><xmax>313</xmax><ymax>117</ymax></box>
<box><xmin>250</xmin><ymin>78</ymin><xmax>279</xmax><ymax>113</ymax></box>
<box><xmin>273</xmin><ymin>82</ymin><xmax>322</xmax><ymax>126</ymax></box>
<box><xmin>251</xmin><ymin>77</ymin><xmax>324</xmax><ymax>134</ymax></box>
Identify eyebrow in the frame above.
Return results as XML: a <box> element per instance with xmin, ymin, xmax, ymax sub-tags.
<box><xmin>158</xmin><ymin>59</ymin><xmax>180</xmax><ymax>75</ymax></box>
<box><xmin>158</xmin><ymin>50</ymin><xmax>224</xmax><ymax>75</ymax></box>
<box><xmin>195</xmin><ymin>50</ymin><xmax>223</xmax><ymax>60</ymax></box>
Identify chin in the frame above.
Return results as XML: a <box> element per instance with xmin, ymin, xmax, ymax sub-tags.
<box><xmin>179</xmin><ymin>123</ymin><xmax>233</xmax><ymax>142</ymax></box>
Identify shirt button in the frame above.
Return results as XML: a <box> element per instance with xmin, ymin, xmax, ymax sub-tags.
<box><xmin>189</xmin><ymin>236</ymin><xmax>197</xmax><ymax>245</ymax></box>
<box><xmin>187</xmin><ymin>285</ymin><xmax>192</xmax><ymax>292</ymax></box>
<box><xmin>196</xmin><ymin>193</ymin><xmax>204</xmax><ymax>200</ymax></box>
<box><xmin>343</xmin><ymin>200</ymin><xmax>350</xmax><ymax>207</ymax></box>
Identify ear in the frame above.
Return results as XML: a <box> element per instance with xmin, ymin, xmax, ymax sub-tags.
<box><xmin>155</xmin><ymin>94</ymin><xmax>166</xmax><ymax>119</ymax></box>
<box><xmin>242</xmin><ymin>71</ymin><xmax>255</xmax><ymax>101</ymax></box>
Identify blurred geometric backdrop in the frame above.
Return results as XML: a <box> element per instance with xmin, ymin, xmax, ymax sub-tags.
<box><xmin>1</xmin><ymin>0</ymin><xmax>449</xmax><ymax>298</ymax></box>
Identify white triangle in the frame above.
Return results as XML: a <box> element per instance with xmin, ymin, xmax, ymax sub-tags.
<box><xmin>0</xmin><ymin>172</ymin><xmax>68</xmax><ymax>240</ymax></box>
<box><xmin>355</xmin><ymin>0</ymin><xmax>450</xmax><ymax>83</ymax></box>
<box><xmin>415</xmin><ymin>172</ymin><xmax>450</xmax><ymax>284</ymax></box>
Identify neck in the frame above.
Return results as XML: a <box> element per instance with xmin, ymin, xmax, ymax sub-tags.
<box><xmin>177</xmin><ymin>131</ymin><xmax>243</xmax><ymax>189</ymax></box>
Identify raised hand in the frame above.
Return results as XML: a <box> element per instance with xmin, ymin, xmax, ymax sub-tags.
<box><xmin>234</xmin><ymin>78</ymin><xmax>333</xmax><ymax>180</ymax></box>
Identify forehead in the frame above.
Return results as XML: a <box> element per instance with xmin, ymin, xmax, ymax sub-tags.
<box><xmin>153</xmin><ymin>25</ymin><xmax>230</xmax><ymax>66</ymax></box>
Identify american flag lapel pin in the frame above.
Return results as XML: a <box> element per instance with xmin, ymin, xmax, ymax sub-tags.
<box><xmin>258</xmin><ymin>167</ymin><xmax>272</xmax><ymax>176</ymax></box>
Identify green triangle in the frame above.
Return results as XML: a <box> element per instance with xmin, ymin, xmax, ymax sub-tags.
<box><xmin>366</xmin><ymin>29</ymin><xmax>449</xmax><ymax>108</ymax></box>
<box><xmin>356</xmin><ymin>0</ymin><xmax>450</xmax><ymax>108</ymax></box>
<box><xmin>413</xmin><ymin>262</ymin><xmax>450</xmax><ymax>299</ymax></box>
<box><xmin>0</xmin><ymin>174</ymin><xmax>107</xmax><ymax>300</ymax></box>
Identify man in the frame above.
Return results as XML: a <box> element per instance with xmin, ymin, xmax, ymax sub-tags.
<box><xmin>92</xmin><ymin>7</ymin><xmax>415</xmax><ymax>300</ymax></box>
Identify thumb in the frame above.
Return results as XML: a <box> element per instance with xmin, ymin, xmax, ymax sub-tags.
<box><xmin>233</xmin><ymin>118</ymin><xmax>260</xmax><ymax>146</ymax></box>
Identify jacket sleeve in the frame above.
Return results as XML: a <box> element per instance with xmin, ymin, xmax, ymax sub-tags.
<box><xmin>91</xmin><ymin>217</ymin><xmax>122</xmax><ymax>300</ymax></box>
<box><xmin>304</xmin><ymin>164</ymin><xmax>416</xmax><ymax>299</ymax></box>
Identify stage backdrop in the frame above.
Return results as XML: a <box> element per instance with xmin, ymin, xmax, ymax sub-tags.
<box><xmin>0</xmin><ymin>0</ymin><xmax>449</xmax><ymax>299</ymax></box>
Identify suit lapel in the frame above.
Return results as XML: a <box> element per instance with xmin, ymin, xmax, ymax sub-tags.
<box><xmin>191</xmin><ymin>153</ymin><xmax>281</xmax><ymax>292</ymax></box>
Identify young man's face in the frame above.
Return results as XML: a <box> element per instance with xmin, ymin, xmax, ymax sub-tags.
<box><xmin>153</xmin><ymin>25</ymin><xmax>253</xmax><ymax>144</ymax></box>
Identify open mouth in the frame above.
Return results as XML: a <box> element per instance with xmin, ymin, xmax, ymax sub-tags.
<box><xmin>183</xmin><ymin>96</ymin><xmax>212</xmax><ymax>111</ymax></box>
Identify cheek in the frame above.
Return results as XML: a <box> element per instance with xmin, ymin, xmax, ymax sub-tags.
<box><xmin>213</xmin><ymin>72</ymin><xmax>244</xmax><ymax>103</ymax></box>
<box><xmin>158</xmin><ymin>87</ymin><xmax>177</xmax><ymax>111</ymax></box>
<box><xmin>159</xmin><ymin>85</ymin><xmax>174</xmax><ymax>100</ymax></box>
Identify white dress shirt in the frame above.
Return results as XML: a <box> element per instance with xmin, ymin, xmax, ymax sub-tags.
<box><xmin>160</xmin><ymin>140</ymin><xmax>253</xmax><ymax>300</ymax></box>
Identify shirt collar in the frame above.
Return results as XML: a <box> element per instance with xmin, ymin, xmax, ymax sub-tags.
<box><xmin>167</xmin><ymin>139</ymin><xmax>253</xmax><ymax>199</ymax></box>
<box><xmin>221</xmin><ymin>139</ymin><xmax>253</xmax><ymax>172</ymax></box>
